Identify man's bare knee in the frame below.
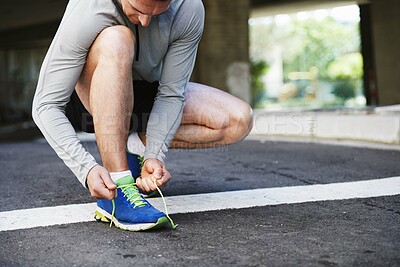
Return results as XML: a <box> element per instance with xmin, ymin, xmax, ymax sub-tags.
<box><xmin>225</xmin><ymin>101</ymin><xmax>253</xmax><ymax>144</ymax></box>
<box><xmin>76</xmin><ymin>26</ymin><xmax>135</xmax><ymax>112</ymax></box>
<box><xmin>92</xmin><ymin>25</ymin><xmax>135</xmax><ymax>64</ymax></box>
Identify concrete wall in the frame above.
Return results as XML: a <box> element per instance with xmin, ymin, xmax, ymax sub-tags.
<box><xmin>370</xmin><ymin>0</ymin><xmax>400</xmax><ymax>105</ymax></box>
<box><xmin>193</xmin><ymin>0</ymin><xmax>251</xmax><ymax>103</ymax></box>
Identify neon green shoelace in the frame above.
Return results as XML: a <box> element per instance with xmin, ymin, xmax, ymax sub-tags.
<box><xmin>153</xmin><ymin>180</ymin><xmax>177</xmax><ymax>229</ymax></box>
<box><xmin>119</xmin><ymin>183</ymin><xmax>147</xmax><ymax>207</ymax></box>
<box><xmin>139</xmin><ymin>155</ymin><xmax>176</xmax><ymax>229</ymax></box>
<box><xmin>109</xmin><ymin>182</ymin><xmax>176</xmax><ymax>229</ymax></box>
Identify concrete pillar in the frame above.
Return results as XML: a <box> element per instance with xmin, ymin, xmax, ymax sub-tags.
<box><xmin>192</xmin><ymin>0</ymin><xmax>251</xmax><ymax>104</ymax></box>
<box><xmin>370</xmin><ymin>0</ymin><xmax>400</xmax><ymax>105</ymax></box>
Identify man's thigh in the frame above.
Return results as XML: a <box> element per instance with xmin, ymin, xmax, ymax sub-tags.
<box><xmin>181</xmin><ymin>82</ymin><xmax>250</xmax><ymax>128</ymax></box>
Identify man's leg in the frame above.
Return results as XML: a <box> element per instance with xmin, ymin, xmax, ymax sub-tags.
<box><xmin>75</xmin><ymin>26</ymin><xmax>134</xmax><ymax>172</ymax></box>
<box><xmin>75</xmin><ymin>26</ymin><xmax>171</xmax><ymax>231</ymax></box>
<box><xmin>173</xmin><ymin>82</ymin><xmax>253</xmax><ymax>148</ymax></box>
<box><xmin>138</xmin><ymin>82</ymin><xmax>253</xmax><ymax>149</ymax></box>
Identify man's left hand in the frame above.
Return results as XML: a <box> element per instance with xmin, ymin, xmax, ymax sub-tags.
<box><xmin>136</xmin><ymin>158</ymin><xmax>171</xmax><ymax>193</ymax></box>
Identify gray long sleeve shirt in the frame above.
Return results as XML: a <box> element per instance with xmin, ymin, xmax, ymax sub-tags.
<box><xmin>32</xmin><ymin>0</ymin><xmax>205</xmax><ymax>187</ymax></box>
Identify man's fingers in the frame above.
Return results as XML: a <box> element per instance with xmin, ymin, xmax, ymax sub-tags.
<box><xmin>101</xmin><ymin>173</ymin><xmax>117</xmax><ymax>190</ymax></box>
<box><xmin>137</xmin><ymin>177</ymin><xmax>151</xmax><ymax>192</ymax></box>
<box><xmin>153</xmin><ymin>168</ymin><xmax>163</xmax><ymax>179</ymax></box>
<box><xmin>99</xmin><ymin>172</ymin><xmax>116</xmax><ymax>199</ymax></box>
<box><xmin>101</xmin><ymin>189</ymin><xmax>115</xmax><ymax>200</ymax></box>
<box><xmin>87</xmin><ymin>165</ymin><xmax>117</xmax><ymax>200</ymax></box>
<box><xmin>92</xmin><ymin>185</ymin><xmax>114</xmax><ymax>200</ymax></box>
<box><xmin>139</xmin><ymin>175</ymin><xmax>159</xmax><ymax>192</ymax></box>
<box><xmin>158</xmin><ymin>168</ymin><xmax>171</xmax><ymax>186</ymax></box>
<box><xmin>140</xmin><ymin>159</ymin><xmax>172</xmax><ymax>192</ymax></box>
<box><xmin>136</xmin><ymin>177</ymin><xmax>143</xmax><ymax>191</ymax></box>
<box><xmin>146</xmin><ymin>176</ymin><xmax>158</xmax><ymax>192</ymax></box>
<box><xmin>150</xmin><ymin>168</ymin><xmax>171</xmax><ymax>188</ymax></box>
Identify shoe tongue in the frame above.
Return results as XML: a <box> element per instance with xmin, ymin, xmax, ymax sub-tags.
<box><xmin>114</xmin><ymin>175</ymin><xmax>135</xmax><ymax>186</ymax></box>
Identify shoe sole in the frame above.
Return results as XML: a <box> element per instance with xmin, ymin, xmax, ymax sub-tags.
<box><xmin>94</xmin><ymin>207</ymin><xmax>169</xmax><ymax>231</ymax></box>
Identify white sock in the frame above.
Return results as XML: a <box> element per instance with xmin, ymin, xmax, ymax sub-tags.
<box><xmin>127</xmin><ymin>132</ymin><xmax>145</xmax><ymax>156</ymax></box>
<box><xmin>110</xmin><ymin>170</ymin><xmax>132</xmax><ymax>182</ymax></box>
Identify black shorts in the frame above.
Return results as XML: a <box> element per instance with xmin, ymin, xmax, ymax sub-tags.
<box><xmin>65</xmin><ymin>80</ymin><xmax>158</xmax><ymax>133</ymax></box>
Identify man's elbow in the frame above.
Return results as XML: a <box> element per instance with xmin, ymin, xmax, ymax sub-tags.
<box><xmin>31</xmin><ymin>98</ymin><xmax>38</xmax><ymax>126</ymax></box>
<box><xmin>31</xmin><ymin>95</ymin><xmax>43</xmax><ymax>127</ymax></box>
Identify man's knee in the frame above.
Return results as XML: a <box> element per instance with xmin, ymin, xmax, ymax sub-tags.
<box><xmin>92</xmin><ymin>25</ymin><xmax>135</xmax><ymax>64</ymax></box>
<box><xmin>226</xmin><ymin>101</ymin><xmax>253</xmax><ymax>143</ymax></box>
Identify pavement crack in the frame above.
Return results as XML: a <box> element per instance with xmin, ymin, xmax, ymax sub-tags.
<box><xmin>233</xmin><ymin>160</ymin><xmax>252</xmax><ymax>169</ymax></box>
<box><xmin>362</xmin><ymin>201</ymin><xmax>400</xmax><ymax>216</ymax></box>
<box><xmin>271</xmin><ymin>170</ymin><xmax>315</xmax><ymax>185</ymax></box>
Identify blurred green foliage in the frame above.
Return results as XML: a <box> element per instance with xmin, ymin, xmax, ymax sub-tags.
<box><xmin>250</xmin><ymin>60</ymin><xmax>269</xmax><ymax>108</ymax></box>
<box><xmin>285</xmin><ymin>17</ymin><xmax>359</xmax><ymax>80</ymax></box>
<box><xmin>327</xmin><ymin>52</ymin><xmax>363</xmax><ymax>80</ymax></box>
<box><xmin>250</xmin><ymin>13</ymin><xmax>363</xmax><ymax>108</ymax></box>
<box><xmin>328</xmin><ymin>53</ymin><xmax>363</xmax><ymax>101</ymax></box>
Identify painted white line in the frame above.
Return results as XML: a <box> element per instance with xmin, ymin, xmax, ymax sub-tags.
<box><xmin>1</xmin><ymin>176</ymin><xmax>400</xmax><ymax>232</ymax></box>
<box><xmin>0</xmin><ymin>203</ymin><xmax>96</xmax><ymax>232</ymax></box>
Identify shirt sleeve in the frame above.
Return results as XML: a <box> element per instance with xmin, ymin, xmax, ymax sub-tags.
<box><xmin>143</xmin><ymin>0</ymin><xmax>205</xmax><ymax>163</ymax></box>
<box><xmin>32</xmin><ymin>0</ymin><xmax>119</xmax><ymax>187</ymax></box>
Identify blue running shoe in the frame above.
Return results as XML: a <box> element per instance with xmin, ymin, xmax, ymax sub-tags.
<box><xmin>126</xmin><ymin>150</ymin><xmax>142</xmax><ymax>179</ymax></box>
<box><xmin>95</xmin><ymin>175</ymin><xmax>169</xmax><ymax>231</ymax></box>
<box><xmin>126</xmin><ymin>150</ymin><xmax>158</xmax><ymax>198</ymax></box>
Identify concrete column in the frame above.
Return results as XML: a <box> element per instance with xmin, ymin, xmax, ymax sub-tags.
<box><xmin>370</xmin><ymin>0</ymin><xmax>400</xmax><ymax>105</ymax></box>
<box><xmin>192</xmin><ymin>0</ymin><xmax>251</xmax><ymax>104</ymax></box>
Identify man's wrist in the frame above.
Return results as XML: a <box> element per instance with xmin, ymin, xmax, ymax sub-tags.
<box><xmin>84</xmin><ymin>163</ymin><xmax>99</xmax><ymax>189</ymax></box>
<box><xmin>143</xmin><ymin>157</ymin><xmax>164</xmax><ymax>166</ymax></box>
<box><xmin>143</xmin><ymin>153</ymin><xmax>165</xmax><ymax>165</ymax></box>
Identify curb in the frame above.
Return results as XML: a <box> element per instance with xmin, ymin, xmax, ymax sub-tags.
<box><xmin>251</xmin><ymin>106</ymin><xmax>400</xmax><ymax>145</ymax></box>
<box><xmin>1</xmin><ymin>106</ymin><xmax>400</xmax><ymax>145</ymax></box>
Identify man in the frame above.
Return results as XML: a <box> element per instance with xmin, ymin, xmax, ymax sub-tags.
<box><xmin>32</xmin><ymin>0</ymin><xmax>253</xmax><ymax>231</ymax></box>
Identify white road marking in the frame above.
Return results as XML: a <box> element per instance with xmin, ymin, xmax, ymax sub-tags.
<box><xmin>1</xmin><ymin>176</ymin><xmax>400</xmax><ymax>232</ymax></box>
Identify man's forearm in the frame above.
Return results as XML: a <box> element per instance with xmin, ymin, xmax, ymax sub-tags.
<box><xmin>144</xmin><ymin>94</ymin><xmax>185</xmax><ymax>163</ymax></box>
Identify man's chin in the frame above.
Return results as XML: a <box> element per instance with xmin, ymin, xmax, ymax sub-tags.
<box><xmin>132</xmin><ymin>19</ymin><xmax>140</xmax><ymax>25</ymax></box>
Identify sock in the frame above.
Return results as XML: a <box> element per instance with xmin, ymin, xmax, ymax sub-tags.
<box><xmin>127</xmin><ymin>132</ymin><xmax>145</xmax><ymax>156</ymax></box>
<box><xmin>110</xmin><ymin>170</ymin><xmax>132</xmax><ymax>182</ymax></box>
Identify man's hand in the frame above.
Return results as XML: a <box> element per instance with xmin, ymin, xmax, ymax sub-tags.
<box><xmin>87</xmin><ymin>165</ymin><xmax>117</xmax><ymax>200</ymax></box>
<box><xmin>136</xmin><ymin>158</ymin><xmax>171</xmax><ymax>193</ymax></box>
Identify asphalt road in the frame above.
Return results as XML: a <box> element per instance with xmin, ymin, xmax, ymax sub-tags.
<box><xmin>0</xmin><ymin>137</ymin><xmax>399</xmax><ymax>266</ymax></box>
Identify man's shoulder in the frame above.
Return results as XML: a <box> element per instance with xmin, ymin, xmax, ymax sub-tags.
<box><xmin>170</xmin><ymin>0</ymin><xmax>204</xmax><ymax>18</ymax></box>
<box><xmin>179</xmin><ymin>0</ymin><xmax>204</xmax><ymax>10</ymax></box>
<box><xmin>167</xmin><ymin>0</ymin><xmax>204</xmax><ymax>29</ymax></box>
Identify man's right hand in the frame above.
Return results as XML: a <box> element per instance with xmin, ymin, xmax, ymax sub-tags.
<box><xmin>86</xmin><ymin>165</ymin><xmax>117</xmax><ymax>200</ymax></box>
